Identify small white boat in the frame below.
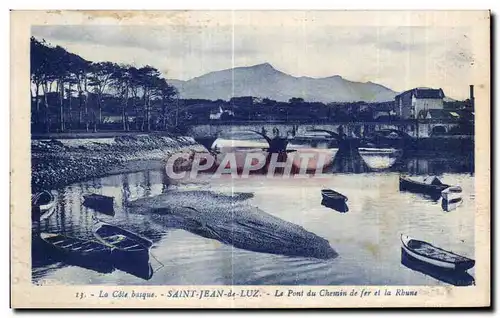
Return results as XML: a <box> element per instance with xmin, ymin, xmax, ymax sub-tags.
<box><xmin>32</xmin><ymin>190</ymin><xmax>57</xmax><ymax>220</ymax></box>
<box><xmin>401</xmin><ymin>234</ymin><xmax>474</xmax><ymax>271</ymax></box>
<box><xmin>441</xmin><ymin>186</ymin><xmax>462</xmax><ymax>201</ymax></box>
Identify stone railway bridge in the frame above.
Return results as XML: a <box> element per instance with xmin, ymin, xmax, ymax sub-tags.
<box><xmin>185</xmin><ymin>120</ymin><xmax>461</xmax><ymax>153</ymax></box>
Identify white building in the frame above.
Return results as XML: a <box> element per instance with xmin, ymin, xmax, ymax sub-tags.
<box><xmin>394</xmin><ymin>87</ymin><xmax>445</xmax><ymax>119</ymax></box>
<box><xmin>209</xmin><ymin>106</ymin><xmax>235</xmax><ymax>120</ymax></box>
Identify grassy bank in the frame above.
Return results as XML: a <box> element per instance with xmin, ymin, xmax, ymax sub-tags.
<box><xmin>31</xmin><ymin>134</ymin><xmax>204</xmax><ymax>192</ymax></box>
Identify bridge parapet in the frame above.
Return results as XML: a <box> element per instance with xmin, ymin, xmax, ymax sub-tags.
<box><xmin>186</xmin><ymin>120</ymin><xmax>463</xmax><ymax>140</ymax></box>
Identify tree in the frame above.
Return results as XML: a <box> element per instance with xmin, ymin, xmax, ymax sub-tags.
<box><xmin>134</xmin><ymin>66</ymin><xmax>161</xmax><ymax>131</ymax></box>
<box><xmin>149</xmin><ymin>77</ymin><xmax>177</xmax><ymax>130</ymax></box>
<box><xmin>289</xmin><ymin>97</ymin><xmax>305</xmax><ymax>105</ymax></box>
<box><xmin>66</xmin><ymin>52</ymin><xmax>91</xmax><ymax>130</ymax></box>
<box><xmin>30</xmin><ymin>37</ymin><xmax>58</xmax><ymax>132</ymax></box>
<box><xmin>49</xmin><ymin>45</ymin><xmax>72</xmax><ymax>131</ymax></box>
<box><xmin>111</xmin><ymin>64</ymin><xmax>132</xmax><ymax>131</ymax></box>
<box><xmin>30</xmin><ymin>37</ymin><xmax>179</xmax><ymax>133</ymax></box>
<box><xmin>262</xmin><ymin>98</ymin><xmax>277</xmax><ymax>106</ymax></box>
<box><xmin>30</xmin><ymin>37</ymin><xmax>45</xmax><ymax>128</ymax></box>
<box><xmin>88</xmin><ymin>62</ymin><xmax>117</xmax><ymax>131</ymax></box>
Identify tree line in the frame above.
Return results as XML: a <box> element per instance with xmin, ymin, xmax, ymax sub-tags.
<box><xmin>30</xmin><ymin>37</ymin><xmax>178</xmax><ymax>133</ymax></box>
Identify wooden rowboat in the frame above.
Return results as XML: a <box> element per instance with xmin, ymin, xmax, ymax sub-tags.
<box><xmin>93</xmin><ymin>221</ymin><xmax>152</xmax><ymax>259</ymax></box>
<box><xmin>399</xmin><ymin>175</ymin><xmax>450</xmax><ymax>196</ymax></box>
<box><xmin>401</xmin><ymin>234</ymin><xmax>474</xmax><ymax>271</ymax></box>
<box><xmin>321</xmin><ymin>189</ymin><xmax>348</xmax><ymax>204</ymax></box>
<box><xmin>40</xmin><ymin>232</ymin><xmax>112</xmax><ymax>260</ymax></box>
<box><xmin>401</xmin><ymin>248</ymin><xmax>475</xmax><ymax>286</ymax></box>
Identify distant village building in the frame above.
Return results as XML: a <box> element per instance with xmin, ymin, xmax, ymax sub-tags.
<box><xmin>395</xmin><ymin>87</ymin><xmax>445</xmax><ymax>119</ymax></box>
<box><xmin>230</xmin><ymin>96</ymin><xmax>263</xmax><ymax>106</ymax></box>
<box><xmin>209</xmin><ymin>106</ymin><xmax>235</xmax><ymax>120</ymax></box>
<box><xmin>102</xmin><ymin>115</ymin><xmax>123</xmax><ymax>124</ymax></box>
<box><xmin>418</xmin><ymin>109</ymin><xmax>455</xmax><ymax>120</ymax></box>
<box><xmin>369</xmin><ymin>101</ymin><xmax>397</xmax><ymax>120</ymax></box>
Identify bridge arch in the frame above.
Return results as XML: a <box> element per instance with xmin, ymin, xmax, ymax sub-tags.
<box><xmin>373</xmin><ymin>129</ymin><xmax>412</xmax><ymax>139</ymax></box>
<box><xmin>305</xmin><ymin>129</ymin><xmax>342</xmax><ymax>140</ymax></box>
<box><xmin>248</xmin><ymin>130</ymin><xmax>289</xmax><ymax>153</ymax></box>
<box><xmin>430</xmin><ymin>125</ymin><xmax>447</xmax><ymax>136</ymax></box>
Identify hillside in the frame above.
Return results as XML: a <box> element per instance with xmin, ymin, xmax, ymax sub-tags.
<box><xmin>169</xmin><ymin>63</ymin><xmax>398</xmax><ymax>103</ymax></box>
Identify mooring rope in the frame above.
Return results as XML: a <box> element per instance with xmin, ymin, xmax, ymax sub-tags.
<box><xmin>149</xmin><ymin>251</ymin><xmax>165</xmax><ymax>273</ymax></box>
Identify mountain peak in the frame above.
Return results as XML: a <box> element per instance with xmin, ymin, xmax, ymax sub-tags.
<box><xmin>169</xmin><ymin>64</ymin><xmax>397</xmax><ymax>103</ymax></box>
<box><xmin>253</xmin><ymin>62</ymin><xmax>274</xmax><ymax>68</ymax></box>
<box><xmin>248</xmin><ymin>62</ymin><xmax>275</xmax><ymax>70</ymax></box>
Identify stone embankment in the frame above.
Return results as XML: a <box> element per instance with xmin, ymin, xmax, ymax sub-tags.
<box><xmin>31</xmin><ymin>134</ymin><xmax>203</xmax><ymax>192</ymax></box>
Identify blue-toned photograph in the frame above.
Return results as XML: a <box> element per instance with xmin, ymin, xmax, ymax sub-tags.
<box><xmin>30</xmin><ymin>18</ymin><xmax>476</xmax><ymax>287</ymax></box>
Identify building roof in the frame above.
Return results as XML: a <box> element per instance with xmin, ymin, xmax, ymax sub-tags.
<box><xmin>454</xmin><ymin>109</ymin><xmax>475</xmax><ymax>120</ymax></box>
<box><xmin>396</xmin><ymin>87</ymin><xmax>445</xmax><ymax>99</ymax></box>
<box><xmin>418</xmin><ymin>109</ymin><xmax>463</xmax><ymax>120</ymax></box>
<box><xmin>370</xmin><ymin>102</ymin><xmax>395</xmax><ymax>111</ymax></box>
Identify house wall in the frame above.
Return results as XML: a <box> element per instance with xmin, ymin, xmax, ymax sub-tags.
<box><xmin>397</xmin><ymin>93</ymin><xmax>443</xmax><ymax>119</ymax></box>
<box><xmin>414</xmin><ymin>98</ymin><xmax>444</xmax><ymax>116</ymax></box>
<box><xmin>396</xmin><ymin>92</ymin><xmax>413</xmax><ymax>118</ymax></box>
<box><xmin>210</xmin><ymin>114</ymin><xmax>221</xmax><ymax>120</ymax></box>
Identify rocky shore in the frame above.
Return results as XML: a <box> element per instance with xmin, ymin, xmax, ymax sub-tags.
<box><xmin>31</xmin><ymin>134</ymin><xmax>204</xmax><ymax>192</ymax></box>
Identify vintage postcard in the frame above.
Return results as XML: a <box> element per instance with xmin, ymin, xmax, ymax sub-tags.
<box><xmin>10</xmin><ymin>10</ymin><xmax>490</xmax><ymax>308</ymax></box>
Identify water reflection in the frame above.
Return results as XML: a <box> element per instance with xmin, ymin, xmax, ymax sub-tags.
<box><xmin>31</xmin><ymin>169</ymin><xmax>172</xmax><ymax>282</ymax></box>
<box><xmin>31</xmin><ymin>137</ymin><xmax>475</xmax><ymax>286</ymax></box>
<box><xmin>321</xmin><ymin>199</ymin><xmax>349</xmax><ymax>213</ymax></box>
<box><xmin>112</xmin><ymin>253</ymin><xmax>155</xmax><ymax>280</ymax></box>
<box><xmin>31</xmin><ymin>166</ymin><xmax>475</xmax><ymax>286</ymax></box>
<box><xmin>398</xmin><ymin>187</ymin><xmax>443</xmax><ymax>203</ymax></box>
<box><xmin>406</xmin><ymin>155</ymin><xmax>474</xmax><ymax>175</ymax></box>
<box><xmin>442</xmin><ymin>198</ymin><xmax>463</xmax><ymax>212</ymax></box>
<box><xmin>209</xmin><ymin>138</ymin><xmax>473</xmax><ymax>176</ymax></box>
<box><xmin>83</xmin><ymin>194</ymin><xmax>115</xmax><ymax>216</ymax></box>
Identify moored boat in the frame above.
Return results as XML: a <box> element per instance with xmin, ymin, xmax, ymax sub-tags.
<box><xmin>93</xmin><ymin>221</ymin><xmax>152</xmax><ymax>259</ymax></box>
<box><xmin>40</xmin><ymin>232</ymin><xmax>112</xmax><ymax>260</ymax></box>
<box><xmin>401</xmin><ymin>249</ymin><xmax>475</xmax><ymax>286</ymax></box>
<box><xmin>400</xmin><ymin>234</ymin><xmax>474</xmax><ymax>271</ymax></box>
<box><xmin>321</xmin><ymin>189</ymin><xmax>348</xmax><ymax>205</ymax></box>
<box><xmin>399</xmin><ymin>175</ymin><xmax>450</xmax><ymax>196</ymax></box>
<box><xmin>441</xmin><ymin>186</ymin><xmax>463</xmax><ymax>201</ymax></box>
<box><xmin>321</xmin><ymin>198</ymin><xmax>349</xmax><ymax>213</ymax></box>
<box><xmin>32</xmin><ymin>191</ymin><xmax>57</xmax><ymax>220</ymax></box>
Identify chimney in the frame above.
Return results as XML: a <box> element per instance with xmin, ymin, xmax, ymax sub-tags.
<box><xmin>469</xmin><ymin>84</ymin><xmax>475</xmax><ymax>108</ymax></box>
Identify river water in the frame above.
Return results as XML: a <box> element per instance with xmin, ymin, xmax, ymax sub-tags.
<box><xmin>32</xmin><ymin>138</ymin><xmax>475</xmax><ymax>286</ymax></box>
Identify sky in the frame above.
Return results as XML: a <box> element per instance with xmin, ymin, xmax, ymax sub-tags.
<box><xmin>32</xmin><ymin>18</ymin><xmax>475</xmax><ymax>100</ymax></box>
